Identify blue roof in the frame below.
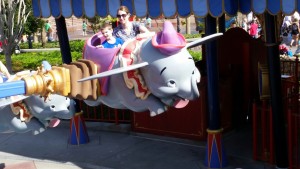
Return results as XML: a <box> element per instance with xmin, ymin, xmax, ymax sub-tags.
<box><xmin>32</xmin><ymin>0</ymin><xmax>300</xmax><ymax>19</ymax></box>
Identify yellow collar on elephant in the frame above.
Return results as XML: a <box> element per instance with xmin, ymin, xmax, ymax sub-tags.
<box><xmin>119</xmin><ymin>37</ymin><xmax>151</xmax><ymax>100</ymax></box>
<box><xmin>10</xmin><ymin>99</ymin><xmax>33</xmax><ymax>123</ymax></box>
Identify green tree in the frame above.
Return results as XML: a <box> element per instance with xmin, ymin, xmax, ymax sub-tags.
<box><xmin>23</xmin><ymin>0</ymin><xmax>44</xmax><ymax>49</ymax></box>
<box><xmin>0</xmin><ymin>0</ymin><xmax>30</xmax><ymax>73</ymax></box>
<box><xmin>88</xmin><ymin>16</ymin><xmax>117</xmax><ymax>34</ymax></box>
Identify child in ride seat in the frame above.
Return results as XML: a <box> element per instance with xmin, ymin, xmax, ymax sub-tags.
<box><xmin>97</xmin><ymin>23</ymin><xmax>124</xmax><ymax>48</ymax></box>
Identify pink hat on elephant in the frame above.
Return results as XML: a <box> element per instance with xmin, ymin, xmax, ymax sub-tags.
<box><xmin>152</xmin><ymin>21</ymin><xmax>186</xmax><ymax>55</ymax></box>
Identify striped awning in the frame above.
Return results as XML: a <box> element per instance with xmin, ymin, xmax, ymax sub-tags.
<box><xmin>32</xmin><ymin>0</ymin><xmax>300</xmax><ymax>19</ymax></box>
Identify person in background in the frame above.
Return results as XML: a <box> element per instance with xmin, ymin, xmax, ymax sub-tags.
<box><xmin>242</xmin><ymin>17</ymin><xmax>248</xmax><ymax>32</ymax></box>
<box><xmin>113</xmin><ymin>6</ymin><xmax>150</xmax><ymax>41</ymax></box>
<box><xmin>230</xmin><ymin>21</ymin><xmax>237</xmax><ymax>28</ymax></box>
<box><xmin>97</xmin><ymin>23</ymin><xmax>124</xmax><ymax>48</ymax></box>
<box><xmin>249</xmin><ymin>20</ymin><xmax>258</xmax><ymax>38</ymax></box>
<box><xmin>82</xmin><ymin>20</ymin><xmax>87</xmax><ymax>36</ymax></box>
<box><xmin>281</xmin><ymin>17</ymin><xmax>291</xmax><ymax>45</ymax></box>
<box><xmin>293</xmin><ymin>11</ymin><xmax>300</xmax><ymax>21</ymax></box>
<box><xmin>290</xmin><ymin>18</ymin><xmax>299</xmax><ymax>47</ymax></box>
<box><xmin>0</xmin><ymin>40</ymin><xmax>2</xmax><ymax>53</ymax></box>
<box><xmin>44</xmin><ymin>20</ymin><xmax>53</xmax><ymax>42</ymax></box>
<box><xmin>146</xmin><ymin>15</ymin><xmax>152</xmax><ymax>29</ymax></box>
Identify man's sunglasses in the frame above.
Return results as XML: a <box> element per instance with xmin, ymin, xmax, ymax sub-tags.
<box><xmin>117</xmin><ymin>14</ymin><xmax>127</xmax><ymax>18</ymax></box>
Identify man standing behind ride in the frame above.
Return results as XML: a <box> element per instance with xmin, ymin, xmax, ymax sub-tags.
<box><xmin>44</xmin><ymin>20</ymin><xmax>52</xmax><ymax>41</ymax></box>
<box><xmin>97</xmin><ymin>23</ymin><xmax>124</xmax><ymax>48</ymax></box>
<box><xmin>82</xmin><ymin>20</ymin><xmax>87</xmax><ymax>36</ymax></box>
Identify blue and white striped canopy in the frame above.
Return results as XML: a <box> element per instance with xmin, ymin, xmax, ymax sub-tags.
<box><xmin>32</xmin><ymin>0</ymin><xmax>300</xmax><ymax>19</ymax></box>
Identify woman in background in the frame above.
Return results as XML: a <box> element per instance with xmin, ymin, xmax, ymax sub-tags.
<box><xmin>113</xmin><ymin>6</ymin><xmax>150</xmax><ymax>41</ymax></box>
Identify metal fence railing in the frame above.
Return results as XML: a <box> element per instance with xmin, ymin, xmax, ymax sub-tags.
<box><xmin>79</xmin><ymin>101</ymin><xmax>131</xmax><ymax>124</ymax></box>
<box><xmin>252</xmin><ymin>62</ymin><xmax>300</xmax><ymax>168</ymax></box>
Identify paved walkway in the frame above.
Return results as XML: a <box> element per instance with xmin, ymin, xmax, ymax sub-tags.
<box><xmin>0</xmin><ymin>121</ymin><xmax>276</xmax><ymax>169</ymax></box>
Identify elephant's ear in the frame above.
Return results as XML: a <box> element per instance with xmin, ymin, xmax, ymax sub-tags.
<box><xmin>185</xmin><ymin>33</ymin><xmax>223</xmax><ymax>49</ymax></box>
<box><xmin>78</xmin><ymin>62</ymin><xmax>149</xmax><ymax>82</ymax></box>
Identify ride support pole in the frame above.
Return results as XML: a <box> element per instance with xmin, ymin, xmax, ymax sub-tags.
<box><xmin>252</xmin><ymin>102</ymin><xmax>257</xmax><ymax>160</ymax></box>
<box><xmin>262</xmin><ymin>100</ymin><xmax>267</xmax><ymax>161</ymax></box>
<box><xmin>269</xmin><ymin>107</ymin><xmax>274</xmax><ymax>164</ymax></box>
<box><xmin>287</xmin><ymin>109</ymin><xmax>292</xmax><ymax>168</ymax></box>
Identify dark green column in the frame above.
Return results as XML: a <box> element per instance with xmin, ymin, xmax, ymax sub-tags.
<box><xmin>55</xmin><ymin>16</ymin><xmax>72</xmax><ymax>64</ymax></box>
<box><xmin>205</xmin><ymin>15</ymin><xmax>220</xmax><ymax>130</ymax></box>
<box><xmin>204</xmin><ymin>15</ymin><xmax>228</xmax><ymax>168</ymax></box>
<box><xmin>264</xmin><ymin>13</ymin><xmax>288</xmax><ymax>168</ymax></box>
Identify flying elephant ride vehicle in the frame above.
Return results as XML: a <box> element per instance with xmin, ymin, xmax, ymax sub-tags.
<box><xmin>81</xmin><ymin>21</ymin><xmax>222</xmax><ymax>116</ymax></box>
<box><xmin>0</xmin><ymin>62</ymin><xmax>76</xmax><ymax>135</ymax></box>
<box><xmin>0</xmin><ymin>21</ymin><xmax>222</xmax><ymax>131</ymax></box>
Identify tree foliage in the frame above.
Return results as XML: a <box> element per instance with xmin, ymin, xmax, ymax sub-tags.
<box><xmin>88</xmin><ymin>15</ymin><xmax>117</xmax><ymax>34</ymax></box>
<box><xmin>0</xmin><ymin>0</ymin><xmax>30</xmax><ymax>73</ymax></box>
<box><xmin>23</xmin><ymin>0</ymin><xmax>44</xmax><ymax>36</ymax></box>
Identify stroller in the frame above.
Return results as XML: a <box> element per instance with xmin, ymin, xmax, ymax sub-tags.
<box><xmin>279</xmin><ymin>44</ymin><xmax>293</xmax><ymax>57</ymax></box>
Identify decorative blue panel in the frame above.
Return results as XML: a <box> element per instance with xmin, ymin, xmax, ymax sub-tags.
<box><xmin>40</xmin><ymin>0</ymin><xmax>51</xmax><ymax>18</ymax></box>
<box><xmin>177</xmin><ymin>0</ymin><xmax>190</xmax><ymax>17</ymax></box>
<box><xmin>224</xmin><ymin>0</ymin><xmax>238</xmax><ymax>16</ymax></box>
<box><xmin>72</xmin><ymin>0</ymin><xmax>83</xmax><ymax>17</ymax></box>
<box><xmin>192</xmin><ymin>0</ymin><xmax>208</xmax><ymax>17</ymax></box>
<box><xmin>108</xmin><ymin>0</ymin><xmax>121</xmax><ymax>17</ymax></box>
<box><xmin>162</xmin><ymin>0</ymin><xmax>176</xmax><ymax>18</ymax></box>
<box><xmin>50</xmin><ymin>0</ymin><xmax>60</xmax><ymax>18</ymax></box>
<box><xmin>96</xmin><ymin>0</ymin><xmax>107</xmax><ymax>17</ymax></box>
<box><xmin>61</xmin><ymin>0</ymin><xmax>73</xmax><ymax>18</ymax></box>
<box><xmin>32</xmin><ymin>0</ymin><xmax>41</xmax><ymax>17</ymax></box>
<box><xmin>134</xmin><ymin>0</ymin><xmax>147</xmax><ymax>17</ymax></box>
<box><xmin>281</xmin><ymin>0</ymin><xmax>296</xmax><ymax>15</ymax></box>
<box><xmin>32</xmin><ymin>0</ymin><xmax>300</xmax><ymax>18</ymax></box>
<box><xmin>239</xmin><ymin>0</ymin><xmax>251</xmax><ymax>14</ymax></box>
<box><xmin>208</xmin><ymin>0</ymin><xmax>222</xmax><ymax>17</ymax></box>
<box><xmin>147</xmin><ymin>0</ymin><xmax>161</xmax><ymax>18</ymax></box>
<box><xmin>122</xmin><ymin>0</ymin><xmax>133</xmax><ymax>14</ymax></box>
<box><xmin>84</xmin><ymin>0</ymin><xmax>96</xmax><ymax>18</ymax></box>
<box><xmin>252</xmin><ymin>0</ymin><xmax>266</xmax><ymax>14</ymax></box>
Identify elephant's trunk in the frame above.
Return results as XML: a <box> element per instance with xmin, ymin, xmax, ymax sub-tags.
<box><xmin>190</xmin><ymin>74</ymin><xmax>200</xmax><ymax>100</ymax></box>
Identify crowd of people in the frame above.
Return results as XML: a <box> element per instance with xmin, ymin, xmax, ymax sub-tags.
<box><xmin>280</xmin><ymin>12</ymin><xmax>300</xmax><ymax>48</ymax></box>
<box><xmin>229</xmin><ymin>14</ymin><xmax>261</xmax><ymax>39</ymax></box>
<box><xmin>277</xmin><ymin>12</ymin><xmax>300</xmax><ymax>59</ymax></box>
<box><xmin>226</xmin><ymin>12</ymin><xmax>300</xmax><ymax>58</ymax></box>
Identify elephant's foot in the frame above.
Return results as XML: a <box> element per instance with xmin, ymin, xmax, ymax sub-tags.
<box><xmin>84</xmin><ymin>99</ymin><xmax>101</xmax><ymax>107</ymax></box>
<box><xmin>32</xmin><ymin>127</ymin><xmax>45</xmax><ymax>135</ymax></box>
<box><xmin>149</xmin><ymin>106</ymin><xmax>167</xmax><ymax>117</ymax></box>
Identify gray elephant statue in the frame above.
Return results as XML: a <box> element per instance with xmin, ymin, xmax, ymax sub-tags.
<box><xmin>0</xmin><ymin>94</ymin><xmax>75</xmax><ymax>135</ymax></box>
<box><xmin>82</xmin><ymin>21</ymin><xmax>222</xmax><ymax>116</ymax></box>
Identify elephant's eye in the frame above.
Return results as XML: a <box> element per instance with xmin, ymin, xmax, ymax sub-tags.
<box><xmin>167</xmin><ymin>80</ymin><xmax>176</xmax><ymax>88</ymax></box>
<box><xmin>51</xmin><ymin>105</ymin><xmax>55</xmax><ymax>108</ymax></box>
